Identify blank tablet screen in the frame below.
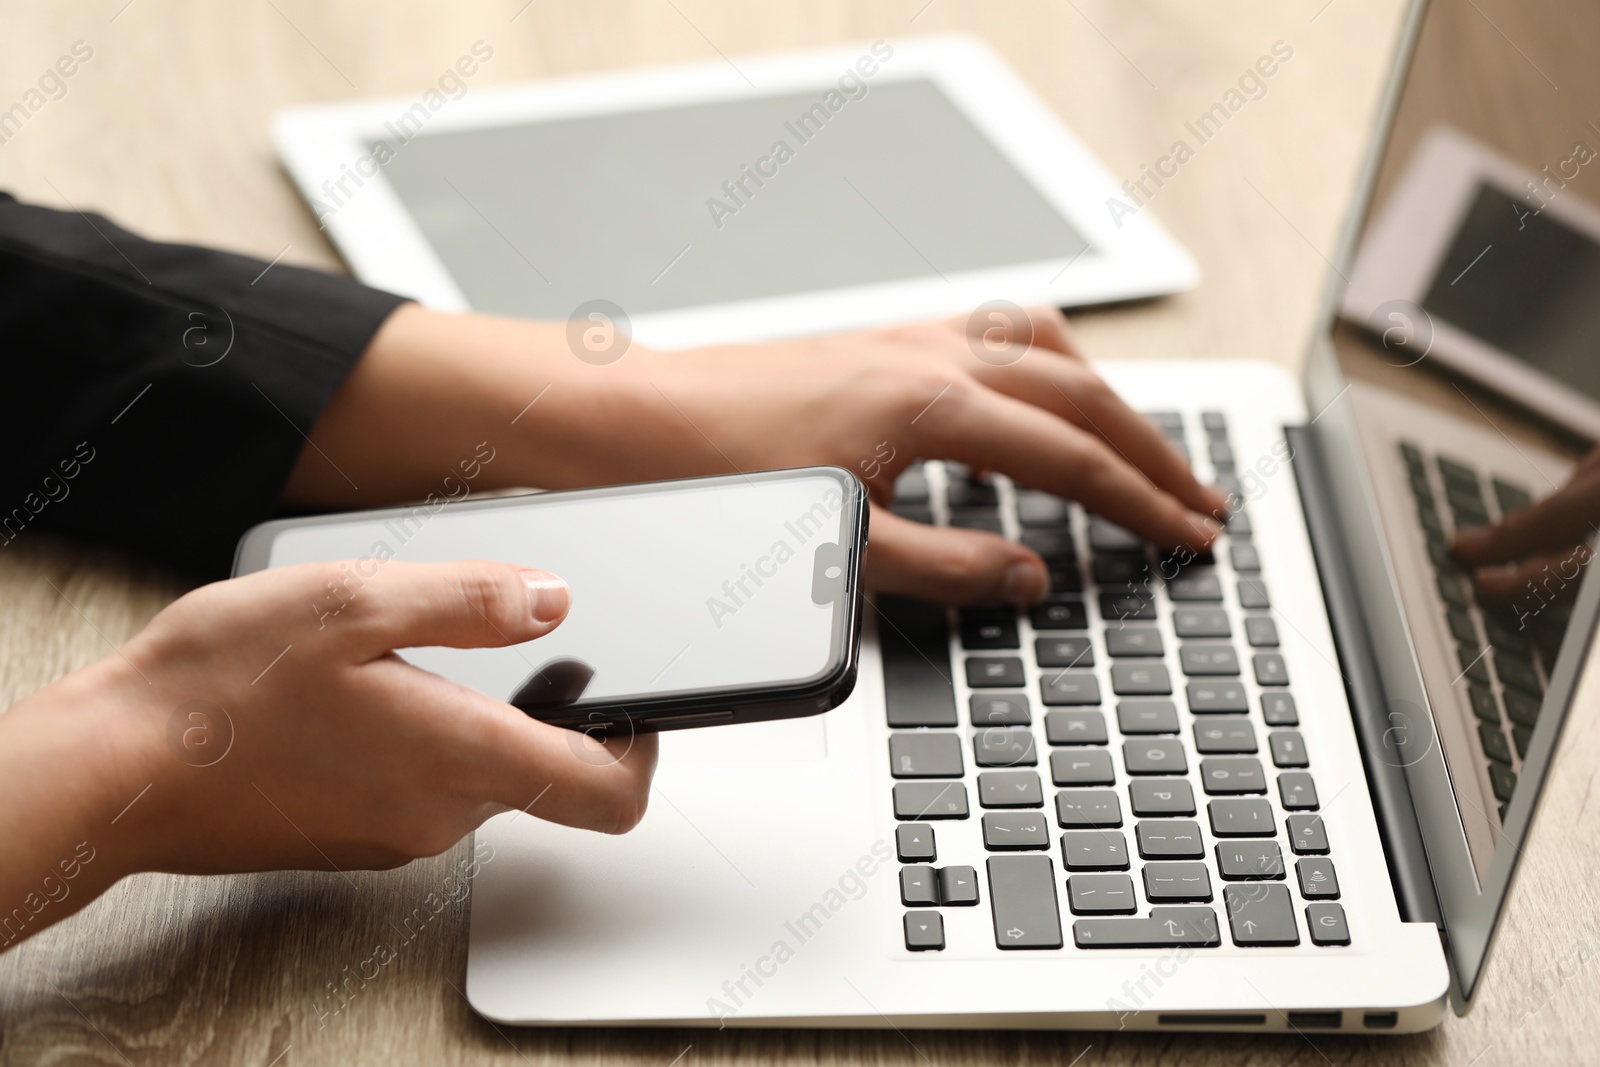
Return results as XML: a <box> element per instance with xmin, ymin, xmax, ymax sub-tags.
<box><xmin>374</xmin><ymin>78</ymin><xmax>1088</xmax><ymax>318</ymax></box>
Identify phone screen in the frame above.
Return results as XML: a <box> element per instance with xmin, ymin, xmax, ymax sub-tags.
<box><xmin>256</xmin><ymin>469</ymin><xmax>862</xmax><ymax>713</ymax></box>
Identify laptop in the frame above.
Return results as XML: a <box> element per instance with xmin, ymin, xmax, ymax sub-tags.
<box><xmin>464</xmin><ymin>0</ymin><xmax>1600</xmax><ymax>1031</ymax></box>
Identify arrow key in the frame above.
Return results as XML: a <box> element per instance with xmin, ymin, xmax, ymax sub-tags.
<box><xmin>1224</xmin><ymin>883</ymin><xmax>1300</xmax><ymax>946</ymax></box>
<box><xmin>895</xmin><ymin>823</ymin><xmax>937</xmax><ymax>863</ymax></box>
<box><xmin>903</xmin><ymin>910</ymin><xmax>945</xmax><ymax>951</ymax></box>
<box><xmin>900</xmin><ymin>865</ymin><xmax>939</xmax><ymax>906</ymax></box>
<box><xmin>983</xmin><ymin>812</ymin><xmax>1050</xmax><ymax>850</ymax></box>
<box><xmin>938</xmin><ymin>865</ymin><xmax>980</xmax><ymax>906</ymax></box>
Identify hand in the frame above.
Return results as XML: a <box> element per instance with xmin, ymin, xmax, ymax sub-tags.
<box><xmin>1453</xmin><ymin>446</ymin><xmax>1600</xmax><ymax>603</ymax></box>
<box><xmin>289</xmin><ymin>305</ymin><xmax>1227</xmax><ymax>606</ymax></box>
<box><xmin>0</xmin><ymin>559</ymin><xmax>655</xmax><ymax>945</ymax></box>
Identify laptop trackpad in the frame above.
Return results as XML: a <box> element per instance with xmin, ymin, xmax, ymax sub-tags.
<box><xmin>660</xmin><ymin>714</ymin><xmax>828</xmax><ymax>763</ymax></box>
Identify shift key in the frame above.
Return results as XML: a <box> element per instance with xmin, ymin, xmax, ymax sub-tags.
<box><xmin>986</xmin><ymin>855</ymin><xmax>1064</xmax><ymax>949</ymax></box>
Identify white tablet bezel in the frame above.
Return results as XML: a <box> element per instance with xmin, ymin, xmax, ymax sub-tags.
<box><xmin>271</xmin><ymin>34</ymin><xmax>1198</xmax><ymax>349</ymax></box>
<box><xmin>1342</xmin><ymin>124</ymin><xmax>1600</xmax><ymax>439</ymax></box>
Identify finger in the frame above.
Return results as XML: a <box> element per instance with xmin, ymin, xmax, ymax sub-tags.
<box><xmin>1471</xmin><ymin>545</ymin><xmax>1595</xmax><ymax>604</ymax></box>
<box><xmin>327</xmin><ymin>559</ymin><xmax>571</xmax><ymax>658</ymax></box>
<box><xmin>977</xmin><ymin>360</ymin><xmax>1228</xmax><ymax>520</ymax></box>
<box><xmin>865</xmin><ymin>505</ymin><xmax>1049</xmax><ymax>606</ymax></box>
<box><xmin>366</xmin><ymin>660</ymin><xmax>658</xmax><ymax>834</ymax></box>
<box><xmin>915</xmin><ymin>384</ymin><xmax>1222</xmax><ymax>551</ymax></box>
<box><xmin>1453</xmin><ymin>476</ymin><xmax>1600</xmax><ymax>565</ymax></box>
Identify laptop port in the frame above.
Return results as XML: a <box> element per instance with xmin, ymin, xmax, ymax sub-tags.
<box><xmin>1286</xmin><ymin>1011</ymin><xmax>1343</xmax><ymax>1029</ymax></box>
<box><xmin>1363</xmin><ymin>1011</ymin><xmax>1399</xmax><ymax>1029</ymax></box>
<box><xmin>1156</xmin><ymin>1013</ymin><xmax>1266</xmax><ymax>1026</ymax></box>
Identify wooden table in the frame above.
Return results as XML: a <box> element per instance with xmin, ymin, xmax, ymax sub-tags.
<box><xmin>4</xmin><ymin>1</ymin><xmax>1598</xmax><ymax>1063</ymax></box>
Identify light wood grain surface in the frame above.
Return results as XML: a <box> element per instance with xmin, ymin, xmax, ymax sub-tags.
<box><xmin>4</xmin><ymin>1</ymin><xmax>1599</xmax><ymax>1063</ymax></box>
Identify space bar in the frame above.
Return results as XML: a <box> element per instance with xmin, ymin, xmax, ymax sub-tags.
<box><xmin>986</xmin><ymin>855</ymin><xmax>1064</xmax><ymax>949</ymax></box>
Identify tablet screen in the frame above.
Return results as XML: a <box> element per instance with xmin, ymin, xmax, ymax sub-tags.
<box><xmin>1420</xmin><ymin>181</ymin><xmax>1600</xmax><ymax>400</ymax></box>
<box><xmin>373</xmin><ymin>78</ymin><xmax>1087</xmax><ymax>318</ymax></box>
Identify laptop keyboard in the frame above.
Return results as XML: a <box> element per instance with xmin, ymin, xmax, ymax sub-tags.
<box><xmin>1396</xmin><ymin>440</ymin><xmax>1569</xmax><ymax>822</ymax></box>
<box><xmin>880</xmin><ymin>412</ymin><xmax>1349</xmax><ymax>953</ymax></box>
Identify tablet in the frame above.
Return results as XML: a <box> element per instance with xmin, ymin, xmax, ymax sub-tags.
<box><xmin>1342</xmin><ymin>125</ymin><xmax>1600</xmax><ymax>439</ymax></box>
<box><xmin>272</xmin><ymin>35</ymin><xmax>1198</xmax><ymax>349</ymax></box>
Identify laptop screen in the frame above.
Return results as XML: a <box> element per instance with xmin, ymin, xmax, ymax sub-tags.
<box><xmin>1308</xmin><ymin>0</ymin><xmax>1600</xmax><ymax>999</ymax></box>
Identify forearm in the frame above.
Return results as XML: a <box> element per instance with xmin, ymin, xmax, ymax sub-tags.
<box><xmin>282</xmin><ymin>304</ymin><xmax>692</xmax><ymax>507</ymax></box>
<box><xmin>0</xmin><ymin>661</ymin><xmax>153</xmax><ymax>950</ymax></box>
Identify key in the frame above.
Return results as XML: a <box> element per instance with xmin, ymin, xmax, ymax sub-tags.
<box><xmin>974</xmin><ymin>728</ymin><xmax>1037</xmax><ymax>768</ymax></box>
<box><xmin>1493</xmin><ymin>478</ymin><xmax>1533</xmax><ymax>515</ymax></box>
<box><xmin>1244</xmin><ymin>616</ymin><xmax>1279</xmax><ymax>647</ymax></box>
<box><xmin>1208</xmin><ymin>798</ymin><xmax>1276</xmax><ymax>836</ymax></box>
<box><xmin>967</xmin><ymin>657</ymin><xmax>1025</xmax><ymax>688</ymax></box>
<box><xmin>951</xmin><ymin>510</ymin><xmax>1004</xmax><ymax>534</ymax></box>
<box><xmin>1513</xmin><ymin>723</ymin><xmax>1533</xmax><ymax>759</ymax></box>
<box><xmin>889</xmin><ymin>733</ymin><xmax>964</xmax><ymax>778</ymax></box>
<box><xmin>1041</xmin><ymin>672</ymin><xmax>1102</xmax><ymax>706</ymax></box>
<box><xmin>1061</xmin><ymin>830</ymin><xmax>1130</xmax><ymax>870</ymax></box>
<box><xmin>1143</xmin><ymin>861</ymin><xmax>1214</xmax><ymax>902</ymax></box>
<box><xmin>1477</xmin><ymin>723</ymin><xmax>1512</xmax><ymax>765</ymax></box>
<box><xmin>894</xmin><ymin>781</ymin><xmax>970</xmax><ymax>820</ymax></box>
<box><xmin>1306</xmin><ymin>902</ymin><xmax>1350</xmax><ymax>945</ymax></box>
<box><xmin>1287</xmin><ymin>813</ymin><xmax>1329</xmax><ymax>854</ymax></box>
<box><xmin>1067</xmin><ymin>873</ymin><xmax>1138</xmax><ymax>914</ymax></box>
<box><xmin>1122</xmin><ymin>739</ymin><xmax>1188</xmax><ymax>775</ymax></box>
<box><xmin>1209</xmin><ymin>439</ymin><xmax>1236</xmax><ymax>470</ymax></box>
<box><xmin>1105</xmin><ymin>626</ymin><xmax>1164</xmax><ymax>657</ymax></box>
<box><xmin>896</xmin><ymin>823</ymin><xmax>936</xmax><ymax>862</ymax></box>
<box><xmin>1174</xmin><ymin>607</ymin><xmax>1231</xmax><ymax>638</ymax></box>
<box><xmin>1187</xmin><ymin>680</ymin><xmax>1249</xmax><ymax>713</ymax></box>
<box><xmin>1055</xmin><ymin>789</ymin><xmax>1122</xmax><ymax>828</ymax></box>
<box><xmin>1194</xmin><ymin>717</ymin><xmax>1257</xmax><ymax>754</ymax></box>
<box><xmin>971</xmin><ymin>693</ymin><xmax>1030</xmax><ymax>726</ymax></box>
<box><xmin>1226</xmin><ymin>510</ymin><xmax>1253</xmax><ymax>536</ymax></box>
<box><xmin>1504</xmin><ymin>689</ymin><xmax>1541</xmax><ymax>728</ymax></box>
<box><xmin>1117</xmin><ymin>700</ymin><xmax>1180</xmax><ymax>734</ymax></box>
<box><xmin>939</xmin><ymin>865</ymin><xmax>981</xmax><ymax>905</ymax></box>
<box><xmin>1230</xmin><ymin>542</ymin><xmax>1262</xmax><ymax>572</ymax></box>
<box><xmin>1448</xmin><ymin>609</ymin><xmax>1479</xmax><ymax>646</ymax></box>
<box><xmin>1253</xmin><ymin>653</ymin><xmax>1290</xmax><ymax>686</ymax></box>
<box><xmin>1201</xmin><ymin>411</ymin><xmax>1227</xmax><ymax>435</ymax></box>
<box><xmin>1297</xmin><ymin>857</ymin><xmax>1340</xmax><ymax>899</ymax></box>
<box><xmin>903</xmin><ymin>910</ymin><xmax>944</xmax><ymax>951</ymax></box>
<box><xmin>1457</xmin><ymin>645</ymin><xmax>1491</xmax><ymax>685</ymax></box>
<box><xmin>1016</xmin><ymin>490</ymin><xmax>1070</xmax><ymax>526</ymax></box>
<box><xmin>1496</xmin><ymin>653</ymin><xmax>1541</xmax><ymax>696</ymax></box>
<box><xmin>878</xmin><ymin>595</ymin><xmax>958</xmax><ymax>727</ymax></box>
<box><xmin>1093</xmin><ymin>556</ymin><xmax>1151</xmax><ymax>585</ymax></box>
<box><xmin>977</xmin><ymin>770</ymin><xmax>1044</xmax><ymax>808</ymax></box>
<box><xmin>1216</xmin><ymin>841</ymin><xmax>1286</xmax><ymax>879</ymax></box>
<box><xmin>983</xmin><ymin>812</ymin><xmax>1050</xmax><ymax>851</ymax></box>
<box><xmin>1261</xmin><ymin>692</ymin><xmax>1299</xmax><ymax>726</ymax></box>
<box><xmin>1181</xmin><ymin>645</ymin><xmax>1240</xmax><ymax>676</ymax></box>
<box><xmin>1201</xmin><ymin>757</ymin><xmax>1267</xmax><ymax>794</ymax></box>
<box><xmin>1050</xmin><ymin>749</ymin><xmax>1116</xmax><ymax>786</ymax></box>
<box><xmin>1489</xmin><ymin>763</ymin><xmax>1517</xmax><ymax>802</ymax></box>
<box><xmin>987</xmin><ymin>855</ymin><xmax>1065</xmax><ymax>949</ymax></box>
<box><xmin>900</xmin><ymin>865</ymin><xmax>939</xmax><ymax>906</ymax></box>
<box><xmin>1036</xmin><ymin>636</ymin><xmax>1094</xmax><ymax>669</ymax></box>
<box><xmin>1269</xmin><ymin>731</ymin><xmax>1309</xmax><ymax>768</ymax></box>
<box><xmin>1225</xmin><ymin>883</ymin><xmax>1299</xmax><ymax>946</ymax></box>
<box><xmin>1031</xmin><ymin>597</ymin><xmax>1088</xmax><ymax>631</ymax></box>
<box><xmin>1088</xmin><ymin>520</ymin><xmax>1142</xmax><ymax>553</ymax></box>
<box><xmin>1047</xmin><ymin>561</ymin><xmax>1085</xmax><ymax>595</ymax></box>
<box><xmin>1021</xmin><ymin>527</ymin><xmax>1077</xmax><ymax>562</ymax></box>
<box><xmin>960</xmin><ymin>609</ymin><xmax>1020</xmax><ymax>650</ymax></box>
<box><xmin>1148</xmin><ymin>411</ymin><xmax>1186</xmax><ymax>434</ymax></box>
<box><xmin>1438</xmin><ymin>573</ymin><xmax>1470</xmax><ymax>609</ymax></box>
<box><xmin>948</xmin><ymin>476</ymin><xmax>998</xmax><ymax>509</ymax></box>
<box><xmin>1278</xmin><ymin>772</ymin><xmax>1319</xmax><ymax>810</ymax></box>
<box><xmin>1135</xmin><ymin>820</ymin><xmax>1204</xmax><ymax>859</ymax></box>
<box><xmin>892</xmin><ymin>466</ymin><xmax>929</xmax><ymax>504</ymax></box>
<box><xmin>1074</xmin><ymin>906</ymin><xmax>1221</xmax><ymax>948</ymax></box>
<box><xmin>1167</xmin><ymin>574</ymin><xmax>1224</xmax><ymax>602</ymax></box>
<box><xmin>1100</xmin><ymin>591</ymin><xmax>1158</xmax><ymax>622</ymax></box>
<box><xmin>1238</xmin><ymin>578</ymin><xmax>1271</xmax><ymax>609</ymax></box>
<box><xmin>1111</xmin><ymin>662</ymin><xmax>1173</xmax><ymax>696</ymax></box>
<box><xmin>1129</xmin><ymin>779</ymin><xmax>1196</xmax><ymax>816</ymax></box>
<box><xmin>1044</xmin><ymin>710</ymin><xmax>1108</xmax><ymax>745</ymax></box>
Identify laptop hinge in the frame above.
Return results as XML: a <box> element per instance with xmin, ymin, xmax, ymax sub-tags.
<box><xmin>1287</xmin><ymin>425</ymin><xmax>1443</xmax><ymax>928</ymax></box>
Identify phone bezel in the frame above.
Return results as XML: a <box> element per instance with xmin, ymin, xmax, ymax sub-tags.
<box><xmin>232</xmin><ymin>466</ymin><xmax>868</xmax><ymax>733</ymax></box>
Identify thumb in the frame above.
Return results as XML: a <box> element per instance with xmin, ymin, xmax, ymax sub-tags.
<box><xmin>335</xmin><ymin>559</ymin><xmax>571</xmax><ymax>657</ymax></box>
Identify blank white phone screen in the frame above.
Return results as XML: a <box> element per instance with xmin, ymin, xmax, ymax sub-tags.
<box><xmin>264</xmin><ymin>473</ymin><xmax>853</xmax><ymax>708</ymax></box>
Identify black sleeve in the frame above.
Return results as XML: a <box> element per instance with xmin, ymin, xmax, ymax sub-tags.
<box><xmin>0</xmin><ymin>192</ymin><xmax>408</xmax><ymax>578</ymax></box>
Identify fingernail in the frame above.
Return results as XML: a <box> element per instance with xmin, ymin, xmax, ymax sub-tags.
<box><xmin>522</xmin><ymin>570</ymin><xmax>570</xmax><ymax>624</ymax></box>
<box><xmin>1190</xmin><ymin>513</ymin><xmax>1223</xmax><ymax>541</ymax></box>
<box><xmin>1002</xmin><ymin>561</ymin><xmax>1047</xmax><ymax>604</ymax></box>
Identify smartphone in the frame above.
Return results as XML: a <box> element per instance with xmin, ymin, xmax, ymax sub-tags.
<box><xmin>233</xmin><ymin>467</ymin><xmax>867</xmax><ymax>733</ymax></box>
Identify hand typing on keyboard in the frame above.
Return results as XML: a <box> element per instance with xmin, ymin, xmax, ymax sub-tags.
<box><xmin>1452</xmin><ymin>444</ymin><xmax>1600</xmax><ymax>605</ymax></box>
